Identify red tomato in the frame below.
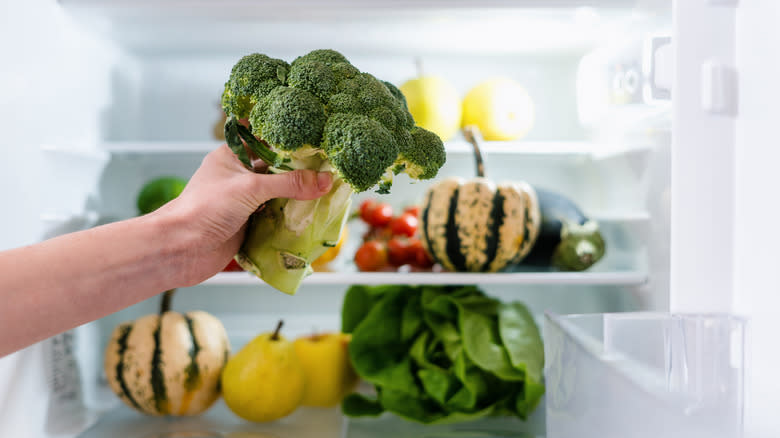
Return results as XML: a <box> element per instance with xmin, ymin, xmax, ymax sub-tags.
<box><xmin>368</xmin><ymin>203</ymin><xmax>394</xmax><ymax>228</ymax></box>
<box><xmin>387</xmin><ymin>237</ymin><xmax>412</xmax><ymax>266</ymax></box>
<box><xmin>359</xmin><ymin>199</ymin><xmax>378</xmax><ymax>224</ymax></box>
<box><xmin>403</xmin><ymin>205</ymin><xmax>421</xmax><ymax>218</ymax></box>
<box><xmin>409</xmin><ymin>239</ymin><xmax>434</xmax><ymax>269</ymax></box>
<box><xmin>354</xmin><ymin>241</ymin><xmax>389</xmax><ymax>272</ymax></box>
<box><xmin>363</xmin><ymin>226</ymin><xmax>392</xmax><ymax>242</ymax></box>
<box><xmin>222</xmin><ymin>259</ymin><xmax>244</xmax><ymax>272</ymax></box>
<box><xmin>390</xmin><ymin>213</ymin><xmax>419</xmax><ymax>238</ymax></box>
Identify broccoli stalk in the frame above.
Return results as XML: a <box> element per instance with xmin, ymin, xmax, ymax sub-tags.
<box><xmin>221</xmin><ymin>49</ymin><xmax>446</xmax><ymax>294</ymax></box>
<box><xmin>236</xmin><ymin>180</ymin><xmax>353</xmax><ymax>294</ymax></box>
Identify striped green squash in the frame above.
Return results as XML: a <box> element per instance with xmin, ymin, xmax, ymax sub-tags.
<box><xmin>104</xmin><ymin>290</ymin><xmax>230</xmax><ymax>416</ymax></box>
<box><xmin>420</xmin><ymin>177</ymin><xmax>541</xmax><ymax>272</ymax></box>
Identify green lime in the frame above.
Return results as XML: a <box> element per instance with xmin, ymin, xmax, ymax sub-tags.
<box><xmin>136</xmin><ymin>176</ymin><xmax>188</xmax><ymax>215</ymax></box>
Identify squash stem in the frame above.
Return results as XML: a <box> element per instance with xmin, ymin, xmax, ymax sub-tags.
<box><xmin>159</xmin><ymin>289</ymin><xmax>176</xmax><ymax>314</ymax></box>
<box><xmin>462</xmin><ymin>125</ymin><xmax>486</xmax><ymax>178</ymax></box>
<box><xmin>271</xmin><ymin>320</ymin><xmax>284</xmax><ymax>341</ymax></box>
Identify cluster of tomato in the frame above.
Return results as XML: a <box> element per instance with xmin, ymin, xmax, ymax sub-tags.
<box><xmin>354</xmin><ymin>199</ymin><xmax>436</xmax><ymax>272</ymax></box>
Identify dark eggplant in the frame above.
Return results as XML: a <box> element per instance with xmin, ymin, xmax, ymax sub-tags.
<box><xmin>520</xmin><ymin>188</ymin><xmax>605</xmax><ymax>271</ymax></box>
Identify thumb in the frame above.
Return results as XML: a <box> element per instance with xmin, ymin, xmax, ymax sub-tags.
<box><xmin>249</xmin><ymin>169</ymin><xmax>333</xmax><ymax>204</ymax></box>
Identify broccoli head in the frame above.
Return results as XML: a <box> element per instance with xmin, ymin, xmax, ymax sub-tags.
<box><xmin>220</xmin><ymin>49</ymin><xmax>447</xmax><ymax>294</ymax></box>
<box><xmin>321</xmin><ymin>113</ymin><xmax>399</xmax><ymax>192</ymax></box>
<box><xmin>400</xmin><ymin>127</ymin><xmax>447</xmax><ymax>180</ymax></box>
<box><xmin>221</xmin><ymin>53</ymin><xmax>289</xmax><ymax>120</ymax></box>
<box><xmin>249</xmin><ymin>86</ymin><xmax>327</xmax><ymax>151</ymax></box>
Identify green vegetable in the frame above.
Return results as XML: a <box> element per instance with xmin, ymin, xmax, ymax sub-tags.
<box><xmin>341</xmin><ymin>285</ymin><xmax>544</xmax><ymax>424</ymax></box>
<box><xmin>136</xmin><ymin>177</ymin><xmax>188</xmax><ymax>215</ymax></box>
<box><xmin>521</xmin><ymin>187</ymin><xmax>606</xmax><ymax>271</ymax></box>
<box><xmin>221</xmin><ymin>50</ymin><xmax>447</xmax><ymax>294</ymax></box>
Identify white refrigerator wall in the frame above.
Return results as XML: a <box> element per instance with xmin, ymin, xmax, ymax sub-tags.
<box><xmin>0</xmin><ymin>1</ymin><xmax>125</xmax><ymax>437</ymax></box>
<box><xmin>0</xmin><ymin>0</ymin><xmax>122</xmax><ymax>251</ymax></box>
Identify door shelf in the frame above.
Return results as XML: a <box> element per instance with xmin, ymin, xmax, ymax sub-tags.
<box><xmin>202</xmin><ymin>270</ymin><xmax>648</xmax><ymax>287</ymax></box>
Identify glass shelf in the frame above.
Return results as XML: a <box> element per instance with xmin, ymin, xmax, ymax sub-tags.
<box><xmin>93</xmin><ymin>140</ymin><xmax>634</xmax><ymax>158</ymax></box>
<box><xmin>201</xmin><ymin>270</ymin><xmax>648</xmax><ymax>287</ymax></box>
<box><xmin>76</xmin><ymin>399</ymin><xmax>546</xmax><ymax>438</ymax></box>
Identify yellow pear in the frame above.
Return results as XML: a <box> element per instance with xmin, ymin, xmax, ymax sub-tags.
<box><xmin>400</xmin><ymin>76</ymin><xmax>462</xmax><ymax>142</ymax></box>
<box><xmin>461</xmin><ymin>78</ymin><xmax>535</xmax><ymax>141</ymax></box>
<box><xmin>221</xmin><ymin>321</ymin><xmax>305</xmax><ymax>422</ymax></box>
<box><xmin>293</xmin><ymin>332</ymin><xmax>359</xmax><ymax>407</ymax></box>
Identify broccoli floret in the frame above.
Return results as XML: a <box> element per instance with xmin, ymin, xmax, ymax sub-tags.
<box><xmin>322</xmin><ymin>113</ymin><xmax>399</xmax><ymax>192</ymax></box>
<box><xmin>287</xmin><ymin>60</ymin><xmax>337</xmax><ymax>102</ymax></box>
<box><xmin>331</xmin><ymin>62</ymin><xmax>360</xmax><ymax>81</ymax></box>
<box><xmin>326</xmin><ymin>93</ymin><xmax>362</xmax><ymax>114</ymax></box>
<box><xmin>291</xmin><ymin>49</ymin><xmax>351</xmax><ymax>67</ymax></box>
<box><xmin>249</xmin><ymin>86</ymin><xmax>327</xmax><ymax>151</ymax></box>
<box><xmin>383</xmin><ymin>80</ymin><xmax>415</xmax><ymax>127</ymax></box>
<box><xmin>221</xmin><ymin>53</ymin><xmax>289</xmax><ymax>119</ymax></box>
<box><xmin>221</xmin><ymin>49</ymin><xmax>447</xmax><ymax>295</ymax></box>
<box><xmin>382</xmin><ymin>80</ymin><xmax>408</xmax><ymax>109</ymax></box>
<box><xmin>399</xmin><ymin>127</ymin><xmax>447</xmax><ymax>180</ymax></box>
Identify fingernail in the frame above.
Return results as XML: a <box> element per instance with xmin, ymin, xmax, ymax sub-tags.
<box><xmin>317</xmin><ymin>172</ymin><xmax>333</xmax><ymax>191</ymax></box>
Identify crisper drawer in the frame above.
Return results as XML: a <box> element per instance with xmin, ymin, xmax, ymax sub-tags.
<box><xmin>544</xmin><ymin>312</ymin><xmax>745</xmax><ymax>438</ymax></box>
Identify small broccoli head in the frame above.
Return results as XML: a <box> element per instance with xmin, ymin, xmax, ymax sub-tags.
<box><xmin>287</xmin><ymin>50</ymin><xmax>361</xmax><ymax>105</ymax></box>
<box><xmin>292</xmin><ymin>49</ymin><xmax>350</xmax><ymax>67</ymax></box>
<box><xmin>357</xmin><ymin>73</ymin><xmax>398</xmax><ymax>110</ymax></box>
<box><xmin>221</xmin><ymin>53</ymin><xmax>289</xmax><ymax>119</ymax></box>
<box><xmin>322</xmin><ymin>113</ymin><xmax>400</xmax><ymax>192</ymax></box>
<box><xmin>383</xmin><ymin>80</ymin><xmax>409</xmax><ymax>111</ymax></box>
<box><xmin>326</xmin><ymin>93</ymin><xmax>362</xmax><ymax>115</ymax></box>
<box><xmin>331</xmin><ymin>62</ymin><xmax>360</xmax><ymax>81</ymax></box>
<box><xmin>382</xmin><ymin>80</ymin><xmax>415</xmax><ymax>128</ymax></box>
<box><xmin>250</xmin><ymin>86</ymin><xmax>327</xmax><ymax>151</ymax></box>
<box><xmin>287</xmin><ymin>60</ymin><xmax>337</xmax><ymax>103</ymax></box>
<box><xmin>396</xmin><ymin>127</ymin><xmax>447</xmax><ymax>180</ymax></box>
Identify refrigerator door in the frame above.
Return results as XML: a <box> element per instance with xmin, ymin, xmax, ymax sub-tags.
<box><xmin>673</xmin><ymin>0</ymin><xmax>780</xmax><ymax>435</ymax></box>
<box><xmin>670</xmin><ymin>0</ymin><xmax>737</xmax><ymax>313</ymax></box>
<box><xmin>733</xmin><ymin>0</ymin><xmax>780</xmax><ymax>436</ymax></box>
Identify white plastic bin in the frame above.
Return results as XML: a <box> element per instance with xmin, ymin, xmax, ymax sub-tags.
<box><xmin>544</xmin><ymin>312</ymin><xmax>744</xmax><ymax>438</ymax></box>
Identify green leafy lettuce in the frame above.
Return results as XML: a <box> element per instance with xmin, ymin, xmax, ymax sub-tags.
<box><xmin>341</xmin><ymin>285</ymin><xmax>544</xmax><ymax>424</ymax></box>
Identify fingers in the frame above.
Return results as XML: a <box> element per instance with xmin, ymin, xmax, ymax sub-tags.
<box><xmin>247</xmin><ymin>169</ymin><xmax>333</xmax><ymax>204</ymax></box>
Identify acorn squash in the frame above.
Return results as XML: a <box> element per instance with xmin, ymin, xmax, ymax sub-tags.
<box><xmin>419</xmin><ymin>127</ymin><xmax>541</xmax><ymax>272</ymax></box>
<box><xmin>103</xmin><ymin>289</ymin><xmax>230</xmax><ymax>416</ymax></box>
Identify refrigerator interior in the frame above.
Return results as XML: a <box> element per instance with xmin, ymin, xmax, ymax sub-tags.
<box><xmin>15</xmin><ymin>0</ymin><xmax>680</xmax><ymax>437</ymax></box>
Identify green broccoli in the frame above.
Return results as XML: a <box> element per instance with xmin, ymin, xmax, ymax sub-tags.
<box><xmin>222</xmin><ymin>49</ymin><xmax>446</xmax><ymax>294</ymax></box>
<box><xmin>221</xmin><ymin>54</ymin><xmax>289</xmax><ymax>120</ymax></box>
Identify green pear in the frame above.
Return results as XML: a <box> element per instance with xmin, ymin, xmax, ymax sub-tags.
<box><xmin>221</xmin><ymin>321</ymin><xmax>305</xmax><ymax>422</ymax></box>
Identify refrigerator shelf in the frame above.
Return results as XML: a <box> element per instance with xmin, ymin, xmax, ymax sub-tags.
<box><xmin>76</xmin><ymin>400</ymin><xmax>545</xmax><ymax>438</ymax></box>
<box><xmin>201</xmin><ymin>270</ymin><xmax>648</xmax><ymax>287</ymax></box>
<box><xmin>93</xmin><ymin>140</ymin><xmax>642</xmax><ymax>159</ymax></box>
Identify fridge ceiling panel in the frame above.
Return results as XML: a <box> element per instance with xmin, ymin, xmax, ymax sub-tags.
<box><xmin>59</xmin><ymin>0</ymin><xmax>670</xmax><ymax>54</ymax></box>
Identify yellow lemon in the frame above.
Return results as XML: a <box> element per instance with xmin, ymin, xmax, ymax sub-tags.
<box><xmin>461</xmin><ymin>78</ymin><xmax>535</xmax><ymax>141</ymax></box>
<box><xmin>399</xmin><ymin>76</ymin><xmax>462</xmax><ymax>141</ymax></box>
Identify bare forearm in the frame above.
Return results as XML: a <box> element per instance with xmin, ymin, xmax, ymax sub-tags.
<box><xmin>0</xmin><ymin>211</ymin><xmax>192</xmax><ymax>356</ymax></box>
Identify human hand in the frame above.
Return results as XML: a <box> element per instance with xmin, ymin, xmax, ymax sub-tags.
<box><xmin>157</xmin><ymin>144</ymin><xmax>333</xmax><ymax>286</ymax></box>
